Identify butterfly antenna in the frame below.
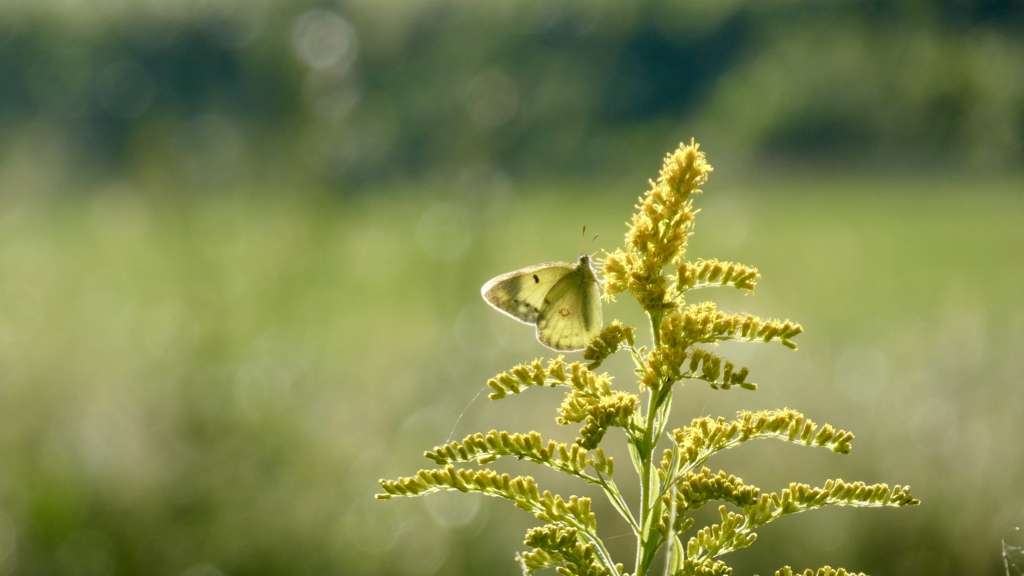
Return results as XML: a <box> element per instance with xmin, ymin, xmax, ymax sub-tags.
<box><xmin>580</xmin><ymin>226</ymin><xmax>600</xmax><ymax>256</ymax></box>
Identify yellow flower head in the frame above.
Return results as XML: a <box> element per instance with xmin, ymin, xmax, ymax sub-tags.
<box><xmin>604</xmin><ymin>140</ymin><xmax>713</xmax><ymax>316</ymax></box>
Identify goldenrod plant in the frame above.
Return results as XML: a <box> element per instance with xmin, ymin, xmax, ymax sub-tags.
<box><xmin>377</xmin><ymin>141</ymin><xmax>919</xmax><ymax>576</ymax></box>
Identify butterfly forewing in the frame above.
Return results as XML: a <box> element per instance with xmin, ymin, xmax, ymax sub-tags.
<box><xmin>481</xmin><ymin>262</ymin><xmax>577</xmax><ymax>325</ymax></box>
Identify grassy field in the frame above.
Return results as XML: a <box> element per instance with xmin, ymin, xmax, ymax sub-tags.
<box><xmin>0</xmin><ymin>171</ymin><xmax>1021</xmax><ymax>575</ymax></box>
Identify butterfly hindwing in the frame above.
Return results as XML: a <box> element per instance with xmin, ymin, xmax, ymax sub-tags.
<box><xmin>481</xmin><ymin>261</ymin><xmax>577</xmax><ymax>325</ymax></box>
<box><xmin>536</xmin><ymin>258</ymin><xmax>602</xmax><ymax>351</ymax></box>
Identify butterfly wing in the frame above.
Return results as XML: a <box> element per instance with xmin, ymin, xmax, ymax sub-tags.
<box><xmin>481</xmin><ymin>261</ymin><xmax>577</xmax><ymax>326</ymax></box>
<box><xmin>536</xmin><ymin>256</ymin><xmax>603</xmax><ymax>351</ymax></box>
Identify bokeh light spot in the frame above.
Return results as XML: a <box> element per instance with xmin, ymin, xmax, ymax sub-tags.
<box><xmin>424</xmin><ymin>491</ymin><xmax>481</xmax><ymax>529</ymax></box>
<box><xmin>292</xmin><ymin>9</ymin><xmax>359</xmax><ymax>73</ymax></box>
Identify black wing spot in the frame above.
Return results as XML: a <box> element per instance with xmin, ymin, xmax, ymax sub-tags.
<box><xmin>532</xmin><ymin>274</ymin><xmax>540</xmax><ymax>283</ymax></box>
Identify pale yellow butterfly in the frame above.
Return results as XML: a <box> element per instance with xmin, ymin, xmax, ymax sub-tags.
<box><xmin>481</xmin><ymin>255</ymin><xmax>602</xmax><ymax>351</ymax></box>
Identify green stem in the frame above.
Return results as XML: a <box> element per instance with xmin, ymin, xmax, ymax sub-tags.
<box><xmin>634</xmin><ymin>390</ymin><xmax>658</xmax><ymax>576</ymax></box>
<box><xmin>650</xmin><ymin>309</ymin><xmax>664</xmax><ymax>348</ymax></box>
<box><xmin>635</xmin><ymin>309</ymin><xmax>670</xmax><ymax>576</ymax></box>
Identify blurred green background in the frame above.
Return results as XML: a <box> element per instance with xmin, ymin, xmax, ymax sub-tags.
<box><xmin>0</xmin><ymin>0</ymin><xmax>1022</xmax><ymax>574</ymax></box>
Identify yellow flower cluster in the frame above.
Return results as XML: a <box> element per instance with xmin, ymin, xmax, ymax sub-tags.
<box><xmin>602</xmin><ymin>140</ymin><xmax>713</xmax><ymax>316</ymax></box>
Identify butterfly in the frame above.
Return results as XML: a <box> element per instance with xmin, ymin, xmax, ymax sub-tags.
<box><xmin>481</xmin><ymin>255</ymin><xmax>602</xmax><ymax>351</ymax></box>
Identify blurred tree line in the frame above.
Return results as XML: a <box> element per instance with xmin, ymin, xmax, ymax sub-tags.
<box><xmin>0</xmin><ymin>0</ymin><xmax>1022</xmax><ymax>191</ymax></box>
